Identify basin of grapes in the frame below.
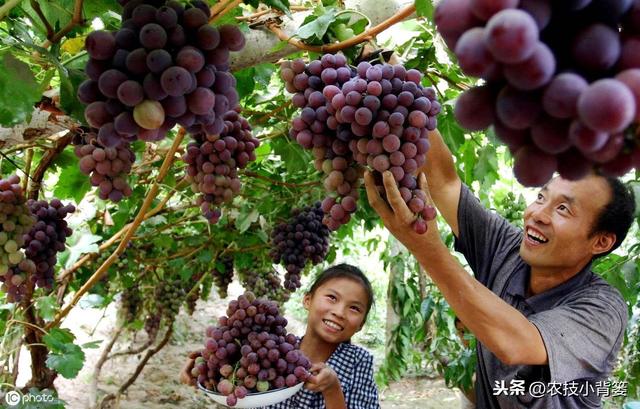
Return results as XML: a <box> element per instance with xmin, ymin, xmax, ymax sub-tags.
<box><xmin>198</xmin><ymin>382</ymin><xmax>304</xmax><ymax>408</ymax></box>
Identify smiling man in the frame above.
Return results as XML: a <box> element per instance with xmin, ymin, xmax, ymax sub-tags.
<box><xmin>364</xmin><ymin>129</ymin><xmax>636</xmax><ymax>408</ymax></box>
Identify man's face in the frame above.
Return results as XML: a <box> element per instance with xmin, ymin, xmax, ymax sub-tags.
<box><xmin>519</xmin><ymin>176</ymin><xmax>612</xmax><ymax>271</ymax></box>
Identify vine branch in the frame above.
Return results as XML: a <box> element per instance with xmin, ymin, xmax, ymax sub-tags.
<box><xmin>47</xmin><ymin>129</ymin><xmax>186</xmax><ymax>331</ymax></box>
<box><xmin>30</xmin><ymin>0</ymin><xmax>54</xmax><ymax>39</ymax></box>
<box><xmin>99</xmin><ymin>325</ymin><xmax>174</xmax><ymax>408</ymax></box>
<box><xmin>211</xmin><ymin>0</ymin><xmax>243</xmax><ymax>23</ymax></box>
<box><xmin>265</xmin><ymin>3</ymin><xmax>415</xmax><ymax>53</ymax></box>
<box><xmin>241</xmin><ymin>170</ymin><xmax>321</xmax><ymax>188</ymax></box>
<box><xmin>42</xmin><ymin>0</ymin><xmax>85</xmax><ymax>47</ymax></box>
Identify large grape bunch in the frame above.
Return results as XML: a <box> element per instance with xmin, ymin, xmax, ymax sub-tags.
<box><xmin>281</xmin><ymin>56</ymin><xmax>441</xmax><ymax>233</ymax></box>
<box><xmin>144</xmin><ymin>312</ymin><xmax>162</xmax><ymax>342</ymax></box>
<box><xmin>0</xmin><ymin>176</ymin><xmax>35</xmax><ymax>302</ymax></box>
<box><xmin>269</xmin><ymin>203</ymin><xmax>330</xmax><ymax>291</ymax></box>
<box><xmin>73</xmin><ymin>131</ymin><xmax>135</xmax><ymax>202</ymax></box>
<box><xmin>1</xmin><ymin>199</ymin><xmax>75</xmax><ymax>302</ymax></box>
<box><xmin>189</xmin><ymin>292</ymin><xmax>311</xmax><ymax>407</ymax></box>
<box><xmin>280</xmin><ymin>55</ymin><xmax>362</xmax><ymax>230</ymax></box>
<box><xmin>211</xmin><ymin>254</ymin><xmax>234</xmax><ymax>298</ymax></box>
<box><xmin>183</xmin><ymin>111</ymin><xmax>260</xmax><ymax>222</ymax></box>
<box><xmin>436</xmin><ymin>0</ymin><xmax>640</xmax><ymax>186</ymax></box>
<box><xmin>238</xmin><ymin>268</ymin><xmax>289</xmax><ymax>303</ymax></box>
<box><xmin>78</xmin><ymin>0</ymin><xmax>246</xmax><ymax>199</ymax></box>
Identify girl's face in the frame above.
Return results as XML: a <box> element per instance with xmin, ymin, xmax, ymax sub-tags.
<box><xmin>303</xmin><ymin>277</ymin><xmax>369</xmax><ymax>344</ymax></box>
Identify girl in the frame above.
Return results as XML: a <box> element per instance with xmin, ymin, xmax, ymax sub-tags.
<box><xmin>181</xmin><ymin>263</ymin><xmax>380</xmax><ymax>409</ymax></box>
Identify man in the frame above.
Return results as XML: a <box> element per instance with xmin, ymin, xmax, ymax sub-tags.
<box><xmin>364</xmin><ymin>129</ymin><xmax>636</xmax><ymax>408</ymax></box>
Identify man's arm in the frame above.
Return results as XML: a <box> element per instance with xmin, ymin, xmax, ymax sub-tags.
<box><xmin>365</xmin><ymin>171</ymin><xmax>548</xmax><ymax>366</ymax></box>
<box><xmin>420</xmin><ymin>129</ymin><xmax>462</xmax><ymax>237</ymax></box>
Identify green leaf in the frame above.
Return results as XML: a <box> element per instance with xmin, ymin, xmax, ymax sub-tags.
<box><xmin>78</xmin><ymin>294</ymin><xmax>105</xmax><ymax>309</ymax></box>
<box><xmin>235</xmin><ymin>208</ymin><xmax>259</xmax><ymax>233</ymax></box>
<box><xmin>45</xmin><ymin>343</ymin><xmax>84</xmax><ymax>379</ymax></box>
<box><xmin>65</xmin><ymin>232</ymin><xmax>101</xmax><ymax>269</ymax></box>
<box><xmin>54</xmin><ymin>162</ymin><xmax>91</xmax><ymax>203</ymax></box>
<box><xmin>59</xmin><ymin>67</ymin><xmax>87</xmax><ymax>123</ymax></box>
<box><xmin>233</xmin><ymin>67</ymin><xmax>256</xmax><ymax>100</ymax></box>
<box><xmin>35</xmin><ymin>296</ymin><xmax>58</xmax><ymax>321</ymax></box>
<box><xmin>297</xmin><ymin>9</ymin><xmax>337</xmax><ymax>40</ymax></box>
<box><xmin>269</xmin><ymin>40</ymin><xmax>290</xmax><ymax>53</ymax></box>
<box><xmin>262</xmin><ymin>0</ymin><xmax>292</xmax><ymax>16</ymax></box>
<box><xmin>81</xmin><ymin>340</ymin><xmax>102</xmax><ymax>349</ymax></box>
<box><xmin>415</xmin><ymin>0</ymin><xmax>435</xmax><ymax>18</ymax></box>
<box><xmin>0</xmin><ymin>53</ymin><xmax>41</xmax><ymax>126</ymax></box>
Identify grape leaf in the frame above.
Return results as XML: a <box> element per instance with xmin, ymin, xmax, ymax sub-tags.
<box><xmin>297</xmin><ymin>9</ymin><xmax>337</xmax><ymax>40</ymax></box>
<box><xmin>262</xmin><ymin>0</ymin><xmax>292</xmax><ymax>16</ymax></box>
<box><xmin>43</xmin><ymin>328</ymin><xmax>85</xmax><ymax>379</ymax></box>
<box><xmin>35</xmin><ymin>296</ymin><xmax>58</xmax><ymax>321</ymax></box>
<box><xmin>233</xmin><ymin>67</ymin><xmax>256</xmax><ymax>100</ymax></box>
<box><xmin>0</xmin><ymin>53</ymin><xmax>41</xmax><ymax>126</ymax></box>
<box><xmin>415</xmin><ymin>0</ymin><xmax>434</xmax><ymax>18</ymax></box>
<box><xmin>53</xmin><ymin>162</ymin><xmax>91</xmax><ymax>203</ymax></box>
<box><xmin>59</xmin><ymin>67</ymin><xmax>87</xmax><ymax>123</ymax></box>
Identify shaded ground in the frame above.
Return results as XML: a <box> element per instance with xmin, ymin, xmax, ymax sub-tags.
<box><xmin>51</xmin><ymin>281</ymin><xmax>462</xmax><ymax>408</ymax></box>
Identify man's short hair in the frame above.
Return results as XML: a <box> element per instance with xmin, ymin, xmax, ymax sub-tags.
<box><xmin>590</xmin><ymin>176</ymin><xmax>636</xmax><ymax>259</ymax></box>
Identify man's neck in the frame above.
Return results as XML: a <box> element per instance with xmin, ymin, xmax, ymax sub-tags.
<box><xmin>528</xmin><ymin>262</ymin><xmax>590</xmax><ymax>296</ymax></box>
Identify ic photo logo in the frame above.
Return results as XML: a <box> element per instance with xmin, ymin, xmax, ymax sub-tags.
<box><xmin>4</xmin><ymin>390</ymin><xmax>21</xmax><ymax>406</ymax></box>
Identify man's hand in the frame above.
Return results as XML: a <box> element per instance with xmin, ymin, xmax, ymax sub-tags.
<box><xmin>364</xmin><ymin>170</ymin><xmax>445</xmax><ymax>255</ymax></box>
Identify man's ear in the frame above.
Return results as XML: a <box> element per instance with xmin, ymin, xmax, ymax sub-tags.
<box><xmin>592</xmin><ymin>232</ymin><xmax>616</xmax><ymax>257</ymax></box>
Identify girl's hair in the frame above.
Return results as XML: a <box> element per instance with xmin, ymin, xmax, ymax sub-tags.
<box><xmin>307</xmin><ymin>263</ymin><xmax>375</xmax><ymax>324</ymax></box>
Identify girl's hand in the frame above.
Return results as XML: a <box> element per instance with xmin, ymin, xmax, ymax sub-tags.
<box><xmin>304</xmin><ymin>362</ymin><xmax>340</xmax><ymax>393</ymax></box>
<box><xmin>179</xmin><ymin>351</ymin><xmax>200</xmax><ymax>386</ymax></box>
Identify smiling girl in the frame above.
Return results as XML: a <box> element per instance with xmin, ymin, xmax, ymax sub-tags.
<box><xmin>181</xmin><ymin>263</ymin><xmax>380</xmax><ymax>409</ymax></box>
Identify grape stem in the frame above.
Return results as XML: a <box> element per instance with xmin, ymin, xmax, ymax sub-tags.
<box><xmin>235</xmin><ymin>6</ymin><xmax>310</xmax><ymax>22</ymax></box>
<box><xmin>99</xmin><ymin>325</ymin><xmax>174</xmax><ymax>409</ymax></box>
<box><xmin>29</xmin><ymin>0</ymin><xmax>54</xmax><ymax>39</ymax></box>
<box><xmin>0</xmin><ymin>0</ymin><xmax>21</xmax><ymax>21</ymax></box>
<box><xmin>210</xmin><ymin>0</ymin><xmax>243</xmax><ymax>23</ymax></box>
<box><xmin>265</xmin><ymin>3</ymin><xmax>415</xmax><ymax>52</ymax></box>
<box><xmin>241</xmin><ymin>170</ymin><xmax>322</xmax><ymax>187</ymax></box>
<box><xmin>41</xmin><ymin>0</ymin><xmax>85</xmax><ymax>48</ymax></box>
<box><xmin>22</xmin><ymin>148</ymin><xmax>34</xmax><ymax>191</ymax></box>
<box><xmin>253</xmin><ymin>100</ymin><xmax>292</xmax><ymax>125</ymax></box>
<box><xmin>47</xmin><ymin>128</ymin><xmax>187</xmax><ymax>331</ymax></box>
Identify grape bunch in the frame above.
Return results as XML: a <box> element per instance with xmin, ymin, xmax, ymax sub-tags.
<box><xmin>74</xmin><ymin>131</ymin><xmax>135</xmax><ymax>202</ymax></box>
<box><xmin>78</xmin><ymin>0</ymin><xmax>246</xmax><ymax>200</ymax></box>
<box><xmin>269</xmin><ymin>203</ymin><xmax>330</xmax><ymax>291</ymax></box>
<box><xmin>2</xmin><ymin>199</ymin><xmax>75</xmax><ymax>302</ymax></box>
<box><xmin>183</xmin><ymin>111</ymin><xmax>260</xmax><ymax>223</ymax></box>
<box><xmin>144</xmin><ymin>312</ymin><xmax>162</xmax><ymax>342</ymax></box>
<box><xmin>0</xmin><ymin>176</ymin><xmax>35</xmax><ymax>302</ymax></box>
<box><xmin>119</xmin><ymin>285</ymin><xmax>142</xmax><ymax>323</ymax></box>
<box><xmin>211</xmin><ymin>254</ymin><xmax>234</xmax><ymax>298</ymax></box>
<box><xmin>185</xmin><ymin>271</ymin><xmax>203</xmax><ymax>315</ymax></box>
<box><xmin>281</xmin><ymin>55</ymin><xmax>441</xmax><ymax>233</ymax></box>
<box><xmin>155</xmin><ymin>277</ymin><xmax>186</xmax><ymax>321</ymax></box>
<box><xmin>238</xmin><ymin>268</ymin><xmax>289</xmax><ymax>303</ymax></box>
<box><xmin>280</xmin><ymin>55</ymin><xmax>363</xmax><ymax>230</ymax></box>
<box><xmin>189</xmin><ymin>291</ymin><xmax>311</xmax><ymax>407</ymax></box>
<box><xmin>436</xmin><ymin>0</ymin><xmax>640</xmax><ymax>186</ymax></box>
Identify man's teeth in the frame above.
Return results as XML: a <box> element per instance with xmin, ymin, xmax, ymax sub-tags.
<box><xmin>527</xmin><ymin>228</ymin><xmax>548</xmax><ymax>243</ymax></box>
<box><xmin>323</xmin><ymin>320</ymin><xmax>343</xmax><ymax>331</ymax></box>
